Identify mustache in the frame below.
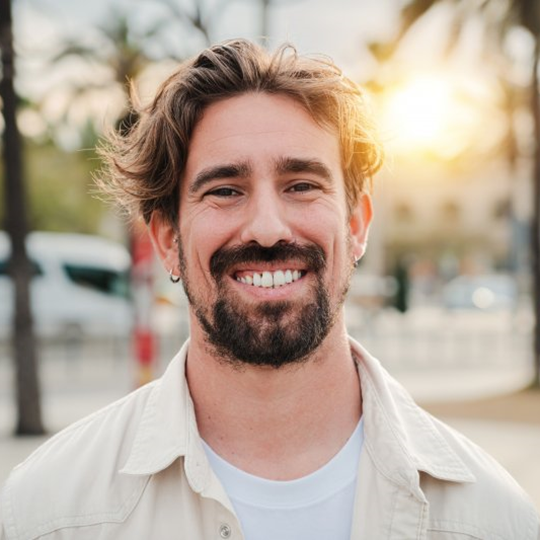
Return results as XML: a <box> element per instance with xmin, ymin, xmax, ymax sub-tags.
<box><xmin>210</xmin><ymin>242</ymin><xmax>326</xmax><ymax>279</ymax></box>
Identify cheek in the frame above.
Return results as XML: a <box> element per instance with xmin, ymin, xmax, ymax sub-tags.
<box><xmin>295</xmin><ymin>204</ymin><xmax>348</xmax><ymax>250</ymax></box>
<box><xmin>180</xmin><ymin>212</ymin><xmax>236</xmax><ymax>270</ymax></box>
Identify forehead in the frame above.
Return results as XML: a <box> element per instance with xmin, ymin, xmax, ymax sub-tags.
<box><xmin>183</xmin><ymin>92</ymin><xmax>342</xmax><ymax>185</ymax></box>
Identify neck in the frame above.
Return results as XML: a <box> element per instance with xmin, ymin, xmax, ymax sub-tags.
<box><xmin>186</xmin><ymin>313</ymin><xmax>362</xmax><ymax>480</ymax></box>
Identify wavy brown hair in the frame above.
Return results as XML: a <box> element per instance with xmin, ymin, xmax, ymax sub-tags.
<box><xmin>97</xmin><ymin>39</ymin><xmax>383</xmax><ymax>225</ymax></box>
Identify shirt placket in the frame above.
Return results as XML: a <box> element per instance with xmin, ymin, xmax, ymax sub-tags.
<box><xmin>185</xmin><ymin>427</ymin><xmax>244</xmax><ymax>540</ymax></box>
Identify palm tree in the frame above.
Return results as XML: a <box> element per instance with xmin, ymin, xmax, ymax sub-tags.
<box><xmin>44</xmin><ymin>13</ymin><xmax>158</xmax><ymax>144</ymax></box>
<box><xmin>386</xmin><ymin>0</ymin><xmax>540</xmax><ymax>388</ymax></box>
<box><xmin>46</xmin><ymin>0</ymin><xmax>308</xmax><ymax>138</ymax></box>
<box><xmin>0</xmin><ymin>0</ymin><xmax>45</xmax><ymax>434</ymax></box>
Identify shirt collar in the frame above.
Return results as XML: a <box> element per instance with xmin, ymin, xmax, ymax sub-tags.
<box><xmin>121</xmin><ymin>336</ymin><xmax>475</xmax><ymax>492</ymax></box>
<box><xmin>350</xmin><ymin>337</ymin><xmax>476</xmax><ymax>491</ymax></box>
<box><xmin>120</xmin><ymin>341</ymin><xmax>206</xmax><ymax>477</ymax></box>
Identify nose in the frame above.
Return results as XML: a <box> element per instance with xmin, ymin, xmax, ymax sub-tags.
<box><xmin>239</xmin><ymin>190</ymin><xmax>293</xmax><ymax>247</ymax></box>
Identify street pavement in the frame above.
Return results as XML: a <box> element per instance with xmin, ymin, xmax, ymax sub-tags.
<box><xmin>1</xmin><ymin>306</ymin><xmax>539</xmax><ymax>512</ymax></box>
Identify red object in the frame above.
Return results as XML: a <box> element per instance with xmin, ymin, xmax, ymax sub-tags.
<box><xmin>131</xmin><ymin>226</ymin><xmax>154</xmax><ymax>267</ymax></box>
<box><xmin>133</xmin><ymin>328</ymin><xmax>155</xmax><ymax>366</ymax></box>
<box><xmin>130</xmin><ymin>223</ymin><xmax>157</xmax><ymax>385</ymax></box>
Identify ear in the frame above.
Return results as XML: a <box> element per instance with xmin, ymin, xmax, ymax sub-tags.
<box><xmin>148</xmin><ymin>212</ymin><xmax>180</xmax><ymax>277</ymax></box>
<box><xmin>349</xmin><ymin>193</ymin><xmax>373</xmax><ymax>261</ymax></box>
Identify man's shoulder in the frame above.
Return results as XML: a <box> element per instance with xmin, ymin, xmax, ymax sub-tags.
<box><xmin>0</xmin><ymin>382</ymin><xmax>157</xmax><ymax>540</ymax></box>
<box><xmin>423</xmin><ymin>414</ymin><xmax>539</xmax><ymax>539</ymax></box>
<box><xmin>353</xmin><ymin>339</ymin><xmax>539</xmax><ymax>537</ymax></box>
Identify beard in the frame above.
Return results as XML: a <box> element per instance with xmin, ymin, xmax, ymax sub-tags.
<box><xmin>179</xmin><ymin>241</ymin><xmax>352</xmax><ymax>369</ymax></box>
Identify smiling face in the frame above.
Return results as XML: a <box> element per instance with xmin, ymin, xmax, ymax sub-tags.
<box><xmin>151</xmin><ymin>92</ymin><xmax>372</xmax><ymax>367</ymax></box>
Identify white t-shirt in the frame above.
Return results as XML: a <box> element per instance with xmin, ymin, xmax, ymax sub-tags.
<box><xmin>202</xmin><ymin>418</ymin><xmax>364</xmax><ymax>540</ymax></box>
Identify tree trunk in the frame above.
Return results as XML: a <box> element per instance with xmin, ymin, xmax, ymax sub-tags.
<box><xmin>531</xmin><ymin>38</ymin><xmax>540</xmax><ymax>389</ymax></box>
<box><xmin>260</xmin><ymin>0</ymin><xmax>270</xmax><ymax>41</ymax></box>
<box><xmin>0</xmin><ymin>0</ymin><xmax>45</xmax><ymax>434</ymax></box>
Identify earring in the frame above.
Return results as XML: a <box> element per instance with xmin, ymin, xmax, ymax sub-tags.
<box><xmin>169</xmin><ymin>269</ymin><xmax>181</xmax><ymax>283</ymax></box>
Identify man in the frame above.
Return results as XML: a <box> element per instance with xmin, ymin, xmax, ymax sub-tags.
<box><xmin>1</xmin><ymin>39</ymin><xmax>538</xmax><ymax>540</ymax></box>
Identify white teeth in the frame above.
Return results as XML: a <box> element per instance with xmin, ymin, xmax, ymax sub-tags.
<box><xmin>237</xmin><ymin>269</ymin><xmax>303</xmax><ymax>288</ymax></box>
<box><xmin>261</xmin><ymin>271</ymin><xmax>273</xmax><ymax>288</ymax></box>
<box><xmin>274</xmin><ymin>270</ymin><xmax>285</xmax><ymax>287</ymax></box>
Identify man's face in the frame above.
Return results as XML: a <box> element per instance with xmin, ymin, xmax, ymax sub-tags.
<box><xmin>158</xmin><ymin>92</ymin><xmax>371</xmax><ymax>367</ymax></box>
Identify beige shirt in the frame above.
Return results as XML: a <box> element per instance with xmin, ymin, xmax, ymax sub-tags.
<box><xmin>1</xmin><ymin>338</ymin><xmax>538</xmax><ymax>540</ymax></box>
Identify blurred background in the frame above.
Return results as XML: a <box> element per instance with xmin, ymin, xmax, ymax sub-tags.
<box><xmin>1</xmin><ymin>0</ymin><xmax>539</xmax><ymax>510</ymax></box>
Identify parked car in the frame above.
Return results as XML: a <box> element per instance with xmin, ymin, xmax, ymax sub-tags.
<box><xmin>442</xmin><ymin>273</ymin><xmax>517</xmax><ymax>311</ymax></box>
<box><xmin>0</xmin><ymin>231</ymin><xmax>134</xmax><ymax>339</ymax></box>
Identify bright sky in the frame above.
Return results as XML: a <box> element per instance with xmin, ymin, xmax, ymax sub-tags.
<box><xmin>11</xmin><ymin>0</ymin><xmax>531</xmax><ymax>158</ymax></box>
<box><xmin>13</xmin><ymin>0</ymin><xmax>398</xmax><ymax>147</ymax></box>
<box><xmin>15</xmin><ymin>0</ymin><xmax>397</xmax><ymax>74</ymax></box>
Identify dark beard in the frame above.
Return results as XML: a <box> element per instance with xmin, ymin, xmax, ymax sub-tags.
<box><xmin>201</xmin><ymin>276</ymin><xmax>331</xmax><ymax>368</ymax></box>
<box><xmin>179</xmin><ymin>242</ymin><xmax>339</xmax><ymax>369</ymax></box>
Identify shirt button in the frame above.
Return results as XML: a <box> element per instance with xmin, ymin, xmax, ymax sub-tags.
<box><xmin>219</xmin><ymin>524</ymin><xmax>232</xmax><ymax>538</ymax></box>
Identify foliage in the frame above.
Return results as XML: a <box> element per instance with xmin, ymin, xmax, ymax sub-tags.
<box><xmin>39</xmin><ymin>0</ymin><xmax>243</xmax><ymax>143</ymax></box>
<box><xmin>0</xmin><ymin>139</ymin><xmax>106</xmax><ymax>234</ymax></box>
<box><xmin>368</xmin><ymin>1</ymin><xmax>534</xmax><ymax>167</ymax></box>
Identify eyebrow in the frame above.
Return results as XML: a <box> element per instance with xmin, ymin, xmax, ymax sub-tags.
<box><xmin>275</xmin><ymin>157</ymin><xmax>334</xmax><ymax>183</ymax></box>
<box><xmin>189</xmin><ymin>157</ymin><xmax>334</xmax><ymax>193</ymax></box>
<box><xmin>190</xmin><ymin>162</ymin><xmax>251</xmax><ymax>193</ymax></box>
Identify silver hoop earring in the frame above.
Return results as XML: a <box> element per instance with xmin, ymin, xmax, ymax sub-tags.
<box><xmin>169</xmin><ymin>269</ymin><xmax>181</xmax><ymax>283</ymax></box>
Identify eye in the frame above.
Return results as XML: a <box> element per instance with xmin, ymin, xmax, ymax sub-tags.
<box><xmin>288</xmin><ymin>182</ymin><xmax>317</xmax><ymax>193</ymax></box>
<box><xmin>205</xmin><ymin>187</ymin><xmax>241</xmax><ymax>198</ymax></box>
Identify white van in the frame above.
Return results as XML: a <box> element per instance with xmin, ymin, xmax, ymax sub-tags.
<box><xmin>0</xmin><ymin>231</ymin><xmax>134</xmax><ymax>340</ymax></box>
